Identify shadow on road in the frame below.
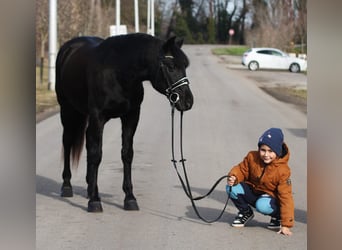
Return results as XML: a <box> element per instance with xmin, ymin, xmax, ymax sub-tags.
<box><xmin>286</xmin><ymin>128</ymin><xmax>307</xmax><ymax>138</ymax></box>
<box><xmin>36</xmin><ymin>175</ymin><xmax>306</xmax><ymax>226</ymax></box>
<box><xmin>36</xmin><ymin>175</ymin><xmax>123</xmax><ymax>211</ymax></box>
<box><xmin>175</xmin><ymin>185</ymin><xmax>307</xmax><ymax>225</ymax></box>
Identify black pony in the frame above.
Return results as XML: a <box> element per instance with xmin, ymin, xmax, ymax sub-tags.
<box><xmin>55</xmin><ymin>33</ymin><xmax>193</xmax><ymax>212</ymax></box>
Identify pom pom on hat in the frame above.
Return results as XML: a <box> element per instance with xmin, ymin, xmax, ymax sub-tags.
<box><xmin>258</xmin><ymin>128</ymin><xmax>284</xmax><ymax>156</ymax></box>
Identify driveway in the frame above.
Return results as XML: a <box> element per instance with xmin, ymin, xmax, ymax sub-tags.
<box><xmin>218</xmin><ymin>54</ymin><xmax>307</xmax><ymax>114</ymax></box>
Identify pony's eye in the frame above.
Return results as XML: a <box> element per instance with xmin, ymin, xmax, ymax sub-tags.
<box><xmin>165</xmin><ymin>62</ymin><xmax>175</xmax><ymax>72</ymax></box>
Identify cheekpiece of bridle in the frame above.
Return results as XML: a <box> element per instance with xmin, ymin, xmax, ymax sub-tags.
<box><xmin>160</xmin><ymin>56</ymin><xmax>190</xmax><ymax>105</ymax></box>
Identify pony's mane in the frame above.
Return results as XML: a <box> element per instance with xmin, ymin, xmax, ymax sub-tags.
<box><xmin>102</xmin><ymin>33</ymin><xmax>159</xmax><ymax>50</ymax></box>
<box><xmin>99</xmin><ymin>34</ymin><xmax>189</xmax><ymax>70</ymax></box>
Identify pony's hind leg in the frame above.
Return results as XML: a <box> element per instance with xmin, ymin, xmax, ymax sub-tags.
<box><xmin>85</xmin><ymin>113</ymin><xmax>106</xmax><ymax>212</ymax></box>
<box><xmin>60</xmin><ymin>103</ymin><xmax>87</xmax><ymax>197</ymax></box>
<box><xmin>61</xmin><ymin>137</ymin><xmax>73</xmax><ymax>197</ymax></box>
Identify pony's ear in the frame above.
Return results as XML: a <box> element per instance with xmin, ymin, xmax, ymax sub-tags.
<box><xmin>175</xmin><ymin>37</ymin><xmax>184</xmax><ymax>48</ymax></box>
<box><xmin>162</xmin><ymin>36</ymin><xmax>177</xmax><ymax>54</ymax></box>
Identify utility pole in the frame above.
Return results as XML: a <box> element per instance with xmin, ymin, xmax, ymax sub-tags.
<box><xmin>147</xmin><ymin>0</ymin><xmax>150</xmax><ymax>34</ymax></box>
<box><xmin>134</xmin><ymin>0</ymin><xmax>139</xmax><ymax>32</ymax></box>
<box><xmin>116</xmin><ymin>0</ymin><xmax>120</xmax><ymax>35</ymax></box>
<box><xmin>48</xmin><ymin>0</ymin><xmax>57</xmax><ymax>91</ymax></box>
<box><xmin>147</xmin><ymin>0</ymin><xmax>155</xmax><ymax>35</ymax></box>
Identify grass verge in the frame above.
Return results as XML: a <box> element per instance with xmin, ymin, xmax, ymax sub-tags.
<box><xmin>211</xmin><ymin>46</ymin><xmax>249</xmax><ymax>56</ymax></box>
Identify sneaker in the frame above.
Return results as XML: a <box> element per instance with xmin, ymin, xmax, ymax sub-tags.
<box><xmin>232</xmin><ymin>209</ymin><xmax>254</xmax><ymax>227</ymax></box>
<box><xmin>267</xmin><ymin>217</ymin><xmax>281</xmax><ymax>229</ymax></box>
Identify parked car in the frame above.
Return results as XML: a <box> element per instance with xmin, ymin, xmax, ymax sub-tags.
<box><xmin>242</xmin><ymin>48</ymin><xmax>307</xmax><ymax>73</ymax></box>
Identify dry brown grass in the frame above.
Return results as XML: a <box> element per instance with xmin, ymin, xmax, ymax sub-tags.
<box><xmin>36</xmin><ymin>66</ymin><xmax>58</xmax><ymax>114</ymax></box>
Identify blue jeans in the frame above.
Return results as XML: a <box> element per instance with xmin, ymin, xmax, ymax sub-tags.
<box><xmin>226</xmin><ymin>182</ymin><xmax>280</xmax><ymax>217</ymax></box>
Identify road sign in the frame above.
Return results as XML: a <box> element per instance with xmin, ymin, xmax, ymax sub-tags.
<box><xmin>229</xmin><ymin>29</ymin><xmax>235</xmax><ymax>36</ymax></box>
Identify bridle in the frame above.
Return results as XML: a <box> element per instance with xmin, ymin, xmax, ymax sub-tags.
<box><xmin>166</xmin><ymin>77</ymin><xmax>189</xmax><ymax>104</ymax></box>
<box><xmin>159</xmin><ymin>56</ymin><xmax>190</xmax><ymax>104</ymax></box>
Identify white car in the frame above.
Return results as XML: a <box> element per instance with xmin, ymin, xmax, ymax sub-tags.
<box><xmin>242</xmin><ymin>48</ymin><xmax>307</xmax><ymax>73</ymax></box>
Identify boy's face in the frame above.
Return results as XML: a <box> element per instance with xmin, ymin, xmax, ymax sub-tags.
<box><xmin>258</xmin><ymin>144</ymin><xmax>277</xmax><ymax>164</ymax></box>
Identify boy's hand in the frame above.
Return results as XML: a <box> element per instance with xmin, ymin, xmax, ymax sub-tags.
<box><xmin>227</xmin><ymin>175</ymin><xmax>236</xmax><ymax>186</ymax></box>
<box><xmin>277</xmin><ymin>226</ymin><xmax>293</xmax><ymax>236</ymax></box>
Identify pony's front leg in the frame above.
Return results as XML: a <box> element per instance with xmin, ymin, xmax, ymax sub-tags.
<box><xmin>86</xmin><ymin>115</ymin><xmax>105</xmax><ymax>212</ymax></box>
<box><xmin>121</xmin><ymin>109</ymin><xmax>140</xmax><ymax>210</ymax></box>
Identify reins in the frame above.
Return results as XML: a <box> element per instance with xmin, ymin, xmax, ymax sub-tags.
<box><xmin>170</xmin><ymin>104</ymin><xmax>231</xmax><ymax>223</ymax></box>
<box><xmin>158</xmin><ymin>55</ymin><xmax>230</xmax><ymax>223</ymax></box>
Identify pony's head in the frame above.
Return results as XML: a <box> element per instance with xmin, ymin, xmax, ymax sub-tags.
<box><xmin>153</xmin><ymin>37</ymin><xmax>193</xmax><ymax>111</ymax></box>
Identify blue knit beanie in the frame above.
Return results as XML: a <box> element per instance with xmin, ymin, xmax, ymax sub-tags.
<box><xmin>257</xmin><ymin>128</ymin><xmax>284</xmax><ymax>156</ymax></box>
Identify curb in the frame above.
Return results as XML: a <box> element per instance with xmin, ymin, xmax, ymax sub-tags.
<box><xmin>36</xmin><ymin>106</ymin><xmax>60</xmax><ymax>124</ymax></box>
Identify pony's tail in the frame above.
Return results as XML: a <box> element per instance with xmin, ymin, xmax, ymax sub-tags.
<box><xmin>59</xmin><ymin>113</ymin><xmax>88</xmax><ymax>169</ymax></box>
<box><xmin>70</xmin><ymin>116</ymin><xmax>87</xmax><ymax>167</ymax></box>
<box><xmin>56</xmin><ymin>42</ymin><xmax>88</xmax><ymax>168</ymax></box>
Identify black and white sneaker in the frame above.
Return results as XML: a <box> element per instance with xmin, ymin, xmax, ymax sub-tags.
<box><xmin>232</xmin><ymin>209</ymin><xmax>254</xmax><ymax>227</ymax></box>
<box><xmin>267</xmin><ymin>217</ymin><xmax>281</xmax><ymax>229</ymax></box>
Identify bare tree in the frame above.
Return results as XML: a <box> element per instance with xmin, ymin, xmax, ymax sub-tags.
<box><xmin>237</xmin><ymin>0</ymin><xmax>249</xmax><ymax>44</ymax></box>
<box><xmin>35</xmin><ymin>0</ymin><xmax>49</xmax><ymax>84</ymax></box>
<box><xmin>294</xmin><ymin>0</ymin><xmax>307</xmax><ymax>53</ymax></box>
<box><xmin>35</xmin><ymin>0</ymin><xmax>306</xmax><ymax>57</ymax></box>
<box><xmin>245</xmin><ymin>0</ymin><xmax>296</xmax><ymax>50</ymax></box>
<box><xmin>86</xmin><ymin>0</ymin><xmax>104</xmax><ymax>35</ymax></box>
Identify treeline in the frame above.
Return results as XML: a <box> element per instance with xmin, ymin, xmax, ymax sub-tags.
<box><xmin>36</xmin><ymin>0</ymin><xmax>306</xmax><ymax>61</ymax></box>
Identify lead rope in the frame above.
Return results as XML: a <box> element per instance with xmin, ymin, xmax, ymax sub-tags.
<box><xmin>170</xmin><ymin>105</ymin><xmax>231</xmax><ymax>223</ymax></box>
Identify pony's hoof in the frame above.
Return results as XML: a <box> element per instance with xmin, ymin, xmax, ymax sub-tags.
<box><xmin>124</xmin><ymin>199</ymin><xmax>139</xmax><ymax>211</ymax></box>
<box><xmin>61</xmin><ymin>186</ymin><xmax>73</xmax><ymax>197</ymax></box>
<box><xmin>87</xmin><ymin>201</ymin><xmax>103</xmax><ymax>213</ymax></box>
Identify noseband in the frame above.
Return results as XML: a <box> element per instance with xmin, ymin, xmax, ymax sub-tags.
<box><xmin>160</xmin><ymin>56</ymin><xmax>190</xmax><ymax>104</ymax></box>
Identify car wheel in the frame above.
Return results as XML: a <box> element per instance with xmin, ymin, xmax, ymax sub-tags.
<box><xmin>289</xmin><ymin>63</ymin><xmax>300</xmax><ymax>73</ymax></box>
<box><xmin>248</xmin><ymin>61</ymin><xmax>259</xmax><ymax>71</ymax></box>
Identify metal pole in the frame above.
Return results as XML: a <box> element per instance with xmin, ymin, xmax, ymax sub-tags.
<box><xmin>116</xmin><ymin>0</ymin><xmax>120</xmax><ymax>35</ymax></box>
<box><xmin>48</xmin><ymin>0</ymin><xmax>57</xmax><ymax>91</ymax></box>
<box><xmin>147</xmin><ymin>0</ymin><xmax>150</xmax><ymax>34</ymax></box>
<box><xmin>134</xmin><ymin>0</ymin><xmax>139</xmax><ymax>32</ymax></box>
<box><xmin>151</xmin><ymin>0</ymin><xmax>154</xmax><ymax>36</ymax></box>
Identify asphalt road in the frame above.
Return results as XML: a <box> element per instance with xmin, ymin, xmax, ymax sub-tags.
<box><xmin>36</xmin><ymin>45</ymin><xmax>307</xmax><ymax>250</ymax></box>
